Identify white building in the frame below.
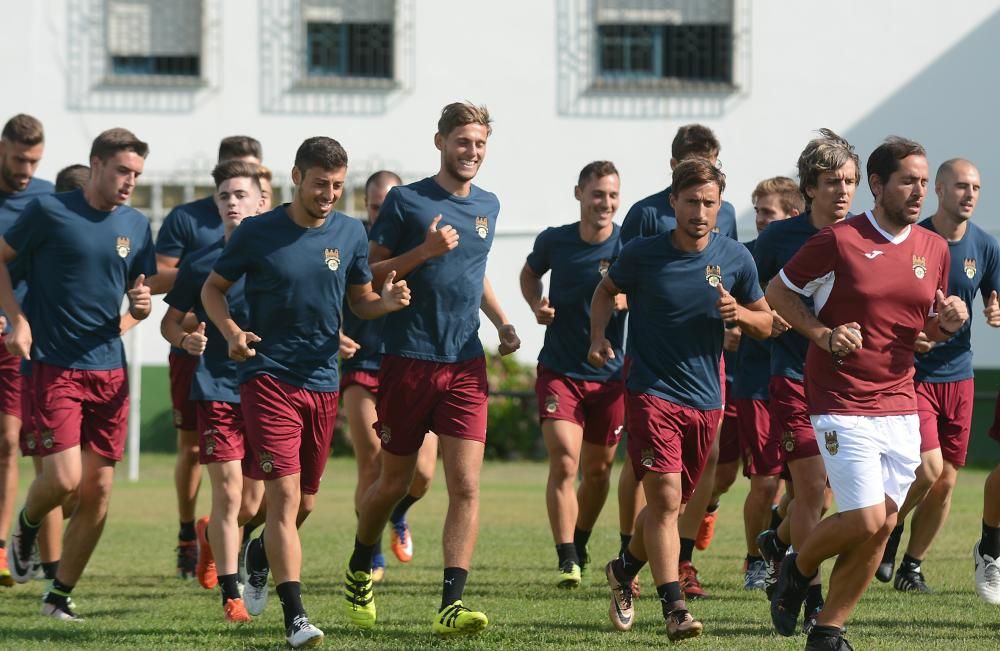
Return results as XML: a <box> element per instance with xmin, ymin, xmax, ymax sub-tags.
<box><xmin>5</xmin><ymin>0</ymin><xmax>1000</xmax><ymax>367</ymax></box>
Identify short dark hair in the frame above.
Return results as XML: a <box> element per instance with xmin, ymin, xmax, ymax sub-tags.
<box><xmin>2</xmin><ymin>114</ymin><xmax>44</xmax><ymax>146</ymax></box>
<box><xmin>867</xmin><ymin>136</ymin><xmax>927</xmax><ymax>198</ymax></box>
<box><xmin>294</xmin><ymin>137</ymin><xmax>348</xmax><ymax>174</ymax></box>
<box><xmin>365</xmin><ymin>170</ymin><xmax>402</xmax><ymax>194</ymax></box>
<box><xmin>90</xmin><ymin>128</ymin><xmax>149</xmax><ymax>162</ymax></box>
<box><xmin>672</xmin><ymin>157</ymin><xmax>726</xmax><ymax>195</ymax></box>
<box><xmin>211</xmin><ymin>160</ymin><xmax>262</xmax><ymax>191</ymax></box>
<box><xmin>577</xmin><ymin>160</ymin><xmax>619</xmax><ymax>188</ymax></box>
<box><xmin>55</xmin><ymin>164</ymin><xmax>90</xmax><ymax>192</ymax></box>
<box><xmin>671</xmin><ymin>124</ymin><xmax>720</xmax><ymax>162</ymax></box>
<box><xmin>218</xmin><ymin>135</ymin><xmax>262</xmax><ymax>163</ymax></box>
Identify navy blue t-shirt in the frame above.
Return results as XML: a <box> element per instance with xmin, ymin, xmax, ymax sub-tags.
<box><xmin>0</xmin><ymin>177</ymin><xmax>54</xmax><ymax>312</ymax></box>
<box><xmin>915</xmin><ymin>219</ymin><xmax>1000</xmax><ymax>382</ymax></box>
<box><xmin>526</xmin><ymin>222</ymin><xmax>626</xmax><ymax>381</ymax></box>
<box><xmin>5</xmin><ymin>190</ymin><xmax>155</xmax><ymax>369</ymax></box>
<box><xmin>164</xmin><ymin>238</ymin><xmax>249</xmax><ymax>403</ymax></box>
<box><xmin>369</xmin><ymin>177</ymin><xmax>499</xmax><ymax>363</ymax></box>
<box><xmin>753</xmin><ymin>212</ymin><xmax>820</xmax><ymax>381</ymax></box>
<box><xmin>609</xmin><ymin>231</ymin><xmax>763</xmax><ymax>410</ymax></box>
<box><xmin>620</xmin><ymin>186</ymin><xmax>738</xmax><ymax>245</ymax></box>
<box><xmin>155</xmin><ymin>195</ymin><xmax>224</xmax><ymax>259</ymax></box>
<box><xmin>341</xmin><ymin>223</ymin><xmax>384</xmax><ymax>373</ymax></box>
<box><xmin>213</xmin><ymin>206</ymin><xmax>372</xmax><ymax>391</ymax></box>
<box><xmin>731</xmin><ymin>239</ymin><xmax>771</xmax><ymax>400</ymax></box>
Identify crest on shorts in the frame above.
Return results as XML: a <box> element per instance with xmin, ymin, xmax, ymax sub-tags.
<box><xmin>25</xmin><ymin>433</ymin><xmax>36</xmax><ymax>451</ymax></box>
<box><xmin>380</xmin><ymin>425</ymin><xmax>392</xmax><ymax>445</ymax></box>
<box><xmin>598</xmin><ymin>259</ymin><xmax>611</xmax><ymax>276</ymax></box>
<box><xmin>475</xmin><ymin>216</ymin><xmax>489</xmax><ymax>239</ymax></box>
<box><xmin>203</xmin><ymin>429</ymin><xmax>218</xmax><ymax>456</ymax></box>
<box><xmin>41</xmin><ymin>429</ymin><xmax>54</xmax><ymax>449</ymax></box>
<box><xmin>824</xmin><ymin>431</ymin><xmax>839</xmax><ymax>455</ymax></box>
<box><xmin>116</xmin><ymin>236</ymin><xmax>131</xmax><ymax>258</ymax></box>
<box><xmin>259</xmin><ymin>451</ymin><xmax>274</xmax><ymax>474</ymax></box>
<box><xmin>640</xmin><ymin>447</ymin><xmax>656</xmax><ymax>468</ymax></box>
<box><xmin>965</xmin><ymin>258</ymin><xmax>977</xmax><ymax>280</ymax></box>
<box><xmin>172</xmin><ymin>408</ymin><xmax>184</xmax><ymax>428</ymax></box>
<box><xmin>912</xmin><ymin>255</ymin><xmax>927</xmax><ymax>279</ymax></box>
<box><xmin>705</xmin><ymin>265</ymin><xmax>722</xmax><ymax>288</ymax></box>
<box><xmin>614</xmin><ymin>425</ymin><xmax>624</xmax><ymax>441</ymax></box>
<box><xmin>782</xmin><ymin>429</ymin><xmax>795</xmax><ymax>453</ymax></box>
<box><xmin>544</xmin><ymin>394</ymin><xmax>559</xmax><ymax>414</ymax></box>
<box><xmin>324</xmin><ymin>248</ymin><xmax>341</xmax><ymax>271</ymax></box>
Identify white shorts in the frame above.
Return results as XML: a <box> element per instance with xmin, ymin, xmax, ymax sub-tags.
<box><xmin>810</xmin><ymin>414</ymin><xmax>921</xmax><ymax>512</ymax></box>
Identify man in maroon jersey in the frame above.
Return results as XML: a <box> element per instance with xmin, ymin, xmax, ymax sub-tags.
<box><xmin>765</xmin><ymin>137</ymin><xmax>968</xmax><ymax>650</ymax></box>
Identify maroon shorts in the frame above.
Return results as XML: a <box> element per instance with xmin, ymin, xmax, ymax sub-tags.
<box><xmin>168</xmin><ymin>352</ymin><xmax>198</xmax><ymax>431</ymax></box>
<box><xmin>376</xmin><ymin>355</ymin><xmax>488</xmax><ymax>456</ymax></box>
<box><xmin>240</xmin><ymin>375</ymin><xmax>338</xmax><ymax>495</ymax></box>
<box><xmin>535</xmin><ymin>365</ymin><xmax>625</xmax><ymax>447</ymax></box>
<box><xmin>30</xmin><ymin>362</ymin><xmax>129</xmax><ymax>461</ymax></box>
<box><xmin>916</xmin><ymin>379</ymin><xmax>974</xmax><ymax>467</ymax></box>
<box><xmin>196</xmin><ymin>400</ymin><xmax>246</xmax><ymax>465</ymax></box>
<box><xmin>735</xmin><ymin>398</ymin><xmax>782</xmax><ymax>476</ymax></box>
<box><xmin>625</xmin><ymin>392</ymin><xmax>722</xmax><ymax>503</ymax></box>
<box><xmin>0</xmin><ymin>341</ymin><xmax>22</xmax><ymax>419</ymax></box>
<box><xmin>18</xmin><ymin>373</ymin><xmax>38</xmax><ymax>456</ymax></box>
<box><xmin>768</xmin><ymin>376</ymin><xmax>819</xmax><ymax>462</ymax></box>
<box><xmin>990</xmin><ymin>391</ymin><xmax>1000</xmax><ymax>444</ymax></box>
<box><xmin>718</xmin><ymin>411</ymin><xmax>741</xmax><ymax>464</ymax></box>
<box><xmin>341</xmin><ymin>369</ymin><xmax>379</xmax><ymax>397</ymax></box>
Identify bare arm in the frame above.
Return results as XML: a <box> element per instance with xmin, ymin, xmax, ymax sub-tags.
<box><xmin>766</xmin><ymin>277</ymin><xmax>862</xmax><ymax>355</ymax></box>
<box><xmin>347</xmin><ymin>271</ymin><xmax>410</xmax><ymax>320</ymax></box>
<box><xmin>0</xmin><ymin>239</ymin><xmax>30</xmax><ymax>358</ymax></box>
<box><xmin>368</xmin><ymin>215</ymin><xmax>458</xmax><ymax>288</ymax></box>
<box><xmin>201</xmin><ymin>271</ymin><xmax>259</xmax><ymax>361</ymax></box>
<box><xmin>924</xmin><ymin>289</ymin><xmax>969</xmax><ymax>342</ymax></box>
<box><xmin>149</xmin><ymin>254</ymin><xmax>180</xmax><ymax>295</ymax></box>
<box><xmin>160</xmin><ymin>306</ymin><xmax>207</xmax><ymax>355</ymax></box>
<box><xmin>481</xmin><ymin>275</ymin><xmax>520</xmax><ymax>355</ymax></box>
<box><xmin>519</xmin><ymin>262</ymin><xmax>555</xmax><ymax>325</ymax></box>
<box><xmin>587</xmin><ymin>275</ymin><xmax>620</xmax><ymax>367</ymax></box>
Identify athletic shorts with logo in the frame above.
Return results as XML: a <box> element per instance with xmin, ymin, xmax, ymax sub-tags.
<box><xmin>341</xmin><ymin>369</ymin><xmax>379</xmax><ymax>397</ymax></box>
<box><xmin>18</xmin><ymin>372</ymin><xmax>38</xmax><ymax>456</ymax></box>
<box><xmin>196</xmin><ymin>400</ymin><xmax>246</xmax><ymax>465</ymax></box>
<box><xmin>734</xmin><ymin>398</ymin><xmax>782</xmax><ymax>476</ymax></box>
<box><xmin>769</xmin><ymin>375</ymin><xmax>819</xmax><ymax>461</ymax></box>
<box><xmin>168</xmin><ymin>351</ymin><xmax>198</xmax><ymax>430</ymax></box>
<box><xmin>916</xmin><ymin>379</ymin><xmax>974</xmax><ymax>467</ymax></box>
<box><xmin>535</xmin><ymin>364</ymin><xmax>624</xmax><ymax>447</ymax></box>
<box><xmin>718</xmin><ymin>380</ymin><xmax>741</xmax><ymax>464</ymax></box>
<box><xmin>0</xmin><ymin>340</ymin><xmax>22</xmax><ymax>419</ymax></box>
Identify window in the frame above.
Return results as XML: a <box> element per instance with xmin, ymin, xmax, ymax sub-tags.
<box><xmin>107</xmin><ymin>0</ymin><xmax>202</xmax><ymax>81</ymax></box>
<box><xmin>303</xmin><ymin>0</ymin><xmax>394</xmax><ymax>80</ymax></box>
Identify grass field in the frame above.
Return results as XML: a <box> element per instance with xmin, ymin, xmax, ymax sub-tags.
<box><xmin>1</xmin><ymin>453</ymin><xmax>998</xmax><ymax>650</ymax></box>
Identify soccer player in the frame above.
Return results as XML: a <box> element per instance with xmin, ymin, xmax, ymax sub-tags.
<box><xmin>753</xmin><ymin>129</ymin><xmax>860</xmax><ymax>627</ymax></box>
<box><xmin>54</xmin><ymin>165</ymin><xmax>90</xmax><ymax>193</ymax></box>
<box><xmin>520</xmin><ymin>161</ymin><xmax>626</xmax><ymax>588</ymax></box>
<box><xmin>766</xmin><ymin>137</ymin><xmax>968</xmax><ymax>650</ymax></box>
<box><xmin>593</xmin><ymin>158</ymin><xmax>773</xmax><ymax>640</ymax></box>
<box><xmin>340</xmin><ymin>170</ymin><xmax>438</xmax><ymax>581</ymax></box>
<box><xmin>731</xmin><ymin>177</ymin><xmax>802</xmax><ymax>590</ymax></box>
<box><xmin>874</xmin><ymin>159</ymin><xmax>1000</xmax><ymax>592</ymax></box>
<box><xmin>343</xmin><ymin>102</ymin><xmax>520</xmax><ymax>636</ymax></box>
<box><xmin>976</xmin><ymin>409</ymin><xmax>1000</xmax><ymax>604</ymax></box>
<box><xmin>2</xmin><ymin>128</ymin><xmax>155</xmax><ymax>621</ymax></box>
<box><xmin>156</xmin><ymin>136</ymin><xmax>262</xmax><ymax>579</ymax></box>
<box><xmin>161</xmin><ymin>160</ymin><xmax>267</xmax><ymax>622</ymax></box>
<box><xmin>257</xmin><ymin>165</ymin><xmax>274</xmax><ymax>212</ymax></box>
<box><xmin>203</xmin><ymin>136</ymin><xmax>410</xmax><ymax>648</ymax></box>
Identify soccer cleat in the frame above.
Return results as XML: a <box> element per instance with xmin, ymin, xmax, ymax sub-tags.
<box><xmin>0</xmin><ymin>547</ymin><xmax>13</xmax><ymax>587</ymax></box>
<box><xmin>223</xmin><ymin>597</ymin><xmax>251</xmax><ymax>623</ymax></box>
<box><xmin>695</xmin><ymin>510</ymin><xmax>717</xmax><ymax>551</ymax></box>
<box><xmin>744</xmin><ymin>558</ymin><xmax>768</xmax><ymax>591</ymax></box>
<box><xmin>8</xmin><ymin>509</ymin><xmax>38</xmax><ymax>584</ymax></box>
<box><xmin>372</xmin><ymin>551</ymin><xmax>386</xmax><ymax>583</ymax></box>
<box><xmin>894</xmin><ymin>564</ymin><xmax>932</xmax><ymax>593</ymax></box>
<box><xmin>875</xmin><ymin>531</ymin><xmax>901</xmax><ymax>583</ymax></box>
<box><xmin>390</xmin><ymin>520</ymin><xmax>413</xmax><ymax>563</ymax></box>
<box><xmin>974</xmin><ymin>541</ymin><xmax>1000</xmax><ymax>604</ymax></box>
<box><xmin>286</xmin><ymin>614</ymin><xmax>324</xmax><ymax>648</ymax></box>
<box><xmin>665</xmin><ymin>608</ymin><xmax>703</xmax><ymax>641</ymax></box>
<box><xmin>770</xmin><ymin>552</ymin><xmax>811</xmax><ymax>637</ymax></box>
<box><xmin>803</xmin><ymin>595</ymin><xmax>824</xmax><ymax>635</ymax></box>
<box><xmin>242</xmin><ymin>539</ymin><xmax>269</xmax><ymax>616</ymax></box>
<box><xmin>343</xmin><ymin>564</ymin><xmax>376</xmax><ymax>629</ymax></box>
<box><xmin>579</xmin><ymin>545</ymin><xmax>591</xmax><ymax>575</ymax></box>
<box><xmin>433</xmin><ymin>600</ymin><xmax>488</xmax><ymax>636</ymax></box>
<box><xmin>605</xmin><ymin>561</ymin><xmax>634</xmax><ymax>631</ymax></box>
<box><xmin>679</xmin><ymin>561</ymin><xmax>707</xmax><ymax>599</ymax></box>
<box><xmin>176</xmin><ymin>539</ymin><xmax>197</xmax><ymax>580</ymax></box>
<box><xmin>805</xmin><ymin>627</ymin><xmax>855</xmax><ymax>650</ymax></box>
<box><xmin>557</xmin><ymin>560</ymin><xmax>581</xmax><ymax>589</ymax></box>
<box><xmin>40</xmin><ymin>599</ymin><xmax>82</xmax><ymax>622</ymax></box>
<box><xmin>757</xmin><ymin>529</ymin><xmax>785</xmax><ymax>599</ymax></box>
<box><xmin>195</xmin><ymin>516</ymin><xmax>218</xmax><ymax>589</ymax></box>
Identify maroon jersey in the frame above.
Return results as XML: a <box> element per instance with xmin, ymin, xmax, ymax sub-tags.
<box><xmin>779</xmin><ymin>212</ymin><xmax>949</xmax><ymax>416</ymax></box>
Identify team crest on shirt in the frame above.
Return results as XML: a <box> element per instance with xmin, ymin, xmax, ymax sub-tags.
<box><xmin>475</xmin><ymin>216</ymin><xmax>489</xmax><ymax>239</ymax></box>
<box><xmin>912</xmin><ymin>255</ymin><xmax>927</xmax><ymax>279</ymax></box>
<box><xmin>965</xmin><ymin>258</ymin><xmax>978</xmax><ymax>279</ymax></box>
<box><xmin>640</xmin><ymin>447</ymin><xmax>656</xmax><ymax>468</ymax></box>
<box><xmin>41</xmin><ymin>429</ymin><xmax>54</xmax><ymax>450</ymax></box>
<box><xmin>705</xmin><ymin>265</ymin><xmax>722</xmax><ymax>288</ymax></box>
<box><xmin>380</xmin><ymin>425</ymin><xmax>392</xmax><ymax>445</ymax></box>
<box><xmin>116</xmin><ymin>236</ymin><xmax>131</xmax><ymax>258</ymax></box>
<box><xmin>782</xmin><ymin>429</ymin><xmax>795</xmax><ymax>453</ymax></box>
<box><xmin>824</xmin><ymin>431</ymin><xmax>839</xmax><ymax>455</ymax></box>
<box><xmin>324</xmin><ymin>248</ymin><xmax>341</xmax><ymax>271</ymax></box>
<box><xmin>598</xmin><ymin>259</ymin><xmax>611</xmax><ymax>276</ymax></box>
<box><xmin>712</xmin><ymin>226</ymin><xmax>721</xmax><ymax>234</ymax></box>
<box><xmin>545</xmin><ymin>394</ymin><xmax>559</xmax><ymax>414</ymax></box>
<box><xmin>203</xmin><ymin>429</ymin><xmax>218</xmax><ymax>456</ymax></box>
<box><xmin>259</xmin><ymin>451</ymin><xmax>274</xmax><ymax>474</ymax></box>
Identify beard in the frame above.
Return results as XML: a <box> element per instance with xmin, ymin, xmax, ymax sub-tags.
<box><xmin>443</xmin><ymin>157</ymin><xmax>477</xmax><ymax>184</ymax></box>
<box><xmin>0</xmin><ymin>164</ymin><xmax>25</xmax><ymax>192</ymax></box>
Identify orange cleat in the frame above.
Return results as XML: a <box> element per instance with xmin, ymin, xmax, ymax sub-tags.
<box><xmin>390</xmin><ymin>521</ymin><xmax>413</xmax><ymax>563</ymax></box>
<box><xmin>224</xmin><ymin>597</ymin><xmax>252</xmax><ymax>623</ymax></box>
<box><xmin>679</xmin><ymin>561</ymin><xmax>707</xmax><ymax>599</ymax></box>
<box><xmin>195</xmin><ymin>516</ymin><xmax>218</xmax><ymax>590</ymax></box>
<box><xmin>0</xmin><ymin>547</ymin><xmax>13</xmax><ymax>587</ymax></box>
<box><xmin>695</xmin><ymin>510</ymin><xmax>717</xmax><ymax>551</ymax></box>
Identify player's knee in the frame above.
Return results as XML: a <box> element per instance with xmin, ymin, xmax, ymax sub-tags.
<box><xmin>409</xmin><ymin>472</ymin><xmax>432</xmax><ymax>498</ymax></box>
<box><xmin>0</xmin><ymin>434</ymin><xmax>15</xmax><ymax>460</ymax></box>
<box><xmin>447</xmin><ymin>476</ymin><xmax>479</xmax><ymax>504</ymax></box>
<box><xmin>581</xmin><ymin>459</ymin><xmax>613</xmax><ymax>486</ymax></box>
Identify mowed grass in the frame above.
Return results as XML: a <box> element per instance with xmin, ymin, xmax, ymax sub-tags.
<box><xmin>1</xmin><ymin>454</ymin><xmax>999</xmax><ymax>650</ymax></box>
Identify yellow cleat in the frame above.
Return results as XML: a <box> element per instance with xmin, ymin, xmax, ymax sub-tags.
<box><xmin>343</xmin><ymin>563</ymin><xmax>376</xmax><ymax>629</ymax></box>
<box><xmin>433</xmin><ymin>600</ymin><xmax>488</xmax><ymax>636</ymax></box>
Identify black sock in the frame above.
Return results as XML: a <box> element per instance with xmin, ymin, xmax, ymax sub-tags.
<box><xmin>746</xmin><ymin>554</ymin><xmax>763</xmax><ymax>564</ymax></box>
<box><xmin>0</xmin><ymin>538</ymin><xmax>5</xmax><ymax>549</ymax></box>
<box><xmin>42</xmin><ymin>561</ymin><xmax>59</xmax><ymax>580</ymax></box>
<box><xmin>616</xmin><ymin>547</ymin><xmax>646</xmax><ymax>580</ymax></box>
<box><xmin>248</xmin><ymin>535</ymin><xmax>268</xmax><ymax>571</ymax></box>
<box><xmin>218</xmin><ymin>573</ymin><xmax>241</xmax><ymax>603</ymax></box>
<box><xmin>276</xmin><ymin>581</ymin><xmax>306</xmax><ymax>629</ymax></box>
<box><xmin>573</xmin><ymin>527</ymin><xmax>592</xmax><ymax>563</ymax></box>
<box><xmin>769</xmin><ymin>504</ymin><xmax>783</xmax><ymax>530</ymax></box>
<box><xmin>901</xmin><ymin>553</ymin><xmax>922</xmax><ymax>569</ymax></box>
<box><xmin>679</xmin><ymin>537</ymin><xmax>695</xmax><ymax>564</ymax></box>
<box><xmin>349</xmin><ymin>537</ymin><xmax>375</xmax><ymax>574</ymax></box>
<box><xmin>656</xmin><ymin>581</ymin><xmax>685</xmax><ymax>618</ymax></box>
<box><xmin>45</xmin><ymin>578</ymin><xmax>74</xmax><ymax>606</ymax></box>
<box><xmin>982</xmin><ymin>521</ymin><xmax>1000</xmax><ymax>559</ymax></box>
<box><xmin>809</xmin><ymin>624</ymin><xmax>842</xmax><ymax>639</ymax></box>
<box><xmin>390</xmin><ymin>493</ymin><xmax>420</xmax><ymax>525</ymax></box>
<box><xmin>886</xmin><ymin>524</ymin><xmax>904</xmax><ymax>547</ymax></box>
<box><xmin>242</xmin><ymin>524</ymin><xmax>256</xmax><ymax>544</ymax></box>
<box><xmin>774</xmin><ymin>530</ymin><xmax>791</xmax><ymax>553</ymax></box>
<box><xmin>373</xmin><ymin>535</ymin><xmax>383</xmax><ymax>559</ymax></box>
<box><xmin>17</xmin><ymin>510</ymin><xmax>41</xmax><ymax>551</ymax></box>
<box><xmin>706</xmin><ymin>501</ymin><xmax>720</xmax><ymax>514</ymax></box>
<box><xmin>805</xmin><ymin>583</ymin><xmax>824</xmax><ymax>609</ymax></box>
<box><xmin>441</xmin><ymin>567</ymin><xmax>468</xmax><ymax>609</ymax></box>
<box><xmin>619</xmin><ymin>533</ymin><xmax>632</xmax><ymax>557</ymax></box>
<box><xmin>555</xmin><ymin>543</ymin><xmax>579</xmax><ymax>567</ymax></box>
<box><xmin>179</xmin><ymin>520</ymin><xmax>196</xmax><ymax>542</ymax></box>
<box><xmin>790</xmin><ymin>556</ymin><xmax>817</xmax><ymax>586</ymax></box>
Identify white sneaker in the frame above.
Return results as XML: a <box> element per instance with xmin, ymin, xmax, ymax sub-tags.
<box><xmin>974</xmin><ymin>541</ymin><xmax>1000</xmax><ymax>604</ymax></box>
<box><xmin>286</xmin><ymin>615</ymin><xmax>324</xmax><ymax>648</ymax></box>
<box><xmin>40</xmin><ymin>599</ymin><xmax>83</xmax><ymax>622</ymax></box>
<box><xmin>242</xmin><ymin>539</ymin><xmax>269</xmax><ymax>616</ymax></box>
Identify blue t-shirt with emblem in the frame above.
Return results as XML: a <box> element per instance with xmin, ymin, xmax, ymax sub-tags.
<box><xmin>4</xmin><ymin>189</ymin><xmax>155</xmax><ymax>369</ymax></box>
<box><xmin>369</xmin><ymin>177</ymin><xmax>499</xmax><ymax>363</ymax></box>
<box><xmin>213</xmin><ymin>205</ymin><xmax>372</xmax><ymax>392</ymax></box>
<box><xmin>620</xmin><ymin>186</ymin><xmax>738</xmax><ymax>245</ymax></box>
<box><xmin>608</xmin><ymin>231</ymin><xmax>763</xmax><ymax>410</ymax></box>
<box><xmin>164</xmin><ymin>238</ymin><xmax>250</xmax><ymax>403</ymax></box>
<box><xmin>526</xmin><ymin>222</ymin><xmax>626</xmax><ymax>381</ymax></box>
<box><xmin>0</xmin><ymin>177</ymin><xmax>54</xmax><ymax>312</ymax></box>
<box><xmin>915</xmin><ymin>218</ymin><xmax>1000</xmax><ymax>383</ymax></box>
<box><xmin>341</xmin><ymin>222</ymin><xmax>384</xmax><ymax>373</ymax></box>
<box><xmin>753</xmin><ymin>212</ymin><xmax>820</xmax><ymax>381</ymax></box>
<box><xmin>731</xmin><ymin>239</ymin><xmax>771</xmax><ymax>400</ymax></box>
